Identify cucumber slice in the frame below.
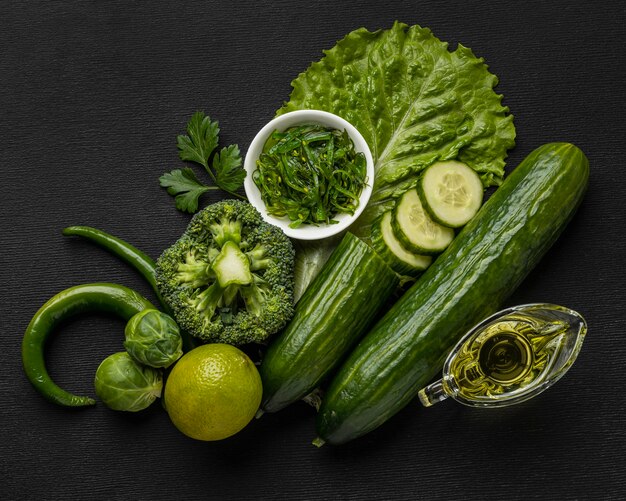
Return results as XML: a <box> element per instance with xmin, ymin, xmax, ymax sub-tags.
<box><xmin>392</xmin><ymin>189</ymin><xmax>454</xmax><ymax>255</ymax></box>
<box><xmin>418</xmin><ymin>160</ymin><xmax>484</xmax><ymax>228</ymax></box>
<box><xmin>372</xmin><ymin>212</ymin><xmax>432</xmax><ymax>275</ymax></box>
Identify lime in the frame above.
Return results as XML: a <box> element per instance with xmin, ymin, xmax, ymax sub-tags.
<box><xmin>164</xmin><ymin>344</ymin><xmax>262</xmax><ymax>441</ymax></box>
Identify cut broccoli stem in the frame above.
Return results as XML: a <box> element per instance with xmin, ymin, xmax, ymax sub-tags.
<box><xmin>210</xmin><ymin>218</ymin><xmax>242</xmax><ymax>247</ymax></box>
<box><xmin>240</xmin><ymin>285</ymin><xmax>267</xmax><ymax>317</ymax></box>
<box><xmin>221</xmin><ymin>284</ymin><xmax>239</xmax><ymax>307</ymax></box>
<box><xmin>191</xmin><ymin>282</ymin><xmax>224</xmax><ymax>320</ymax></box>
<box><xmin>212</xmin><ymin>240</ymin><xmax>253</xmax><ymax>288</ymax></box>
<box><xmin>240</xmin><ymin>275</ymin><xmax>270</xmax><ymax>317</ymax></box>
<box><xmin>246</xmin><ymin>243</ymin><xmax>272</xmax><ymax>271</ymax></box>
<box><xmin>176</xmin><ymin>250</ymin><xmax>213</xmax><ymax>288</ymax></box>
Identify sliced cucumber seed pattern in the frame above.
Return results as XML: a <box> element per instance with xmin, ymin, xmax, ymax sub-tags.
<box><xmin>419</xmin><ymin>161</ymin><xmax>484</xmax><ymax>228</ymax></box>
<box><xmin>438</xmin><ymin>173</ymin><xmax>472</xmax><ymax>207</ymax></box>
<box><xmin>409</xmin><ymin>201</ymin><xmax>440</xmax><ymax>241</ymax></box>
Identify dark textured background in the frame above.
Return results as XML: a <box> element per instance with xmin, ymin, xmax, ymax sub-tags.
<box><xmin>2</xmin><ymin>1</ymin><xmax>625</xmax><ymax>499</ymax></box>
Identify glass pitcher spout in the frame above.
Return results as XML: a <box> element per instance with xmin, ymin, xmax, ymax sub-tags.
<box><xmin>418</xmin><ymin>380</ymin><xmax>448</xmax><ymax>407</ymax></box>
<box><xmin>418</xmin><ymin>303</ymin><xmax>587</xmax><ymax>409</ymax></box>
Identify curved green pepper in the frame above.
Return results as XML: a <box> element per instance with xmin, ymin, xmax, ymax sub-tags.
<box><xmin>22</xmin><ymin>283</ymin><xmax>156</xmax><ymax>407</ymax></box>
<box><xmin>62</xmin><ymin>226</ymin><xmax>196</xmax><ymax>351</ymax></box>
<box><xmin>62</xmin><ymin>226</ymin><xmax>164</xmax><ymax>305</ymax></box>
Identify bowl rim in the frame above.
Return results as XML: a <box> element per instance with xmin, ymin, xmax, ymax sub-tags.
<box><xmin>243</xmin><ymin>109</ymin><xmax>374</xmax><ymax>241</ymax></box>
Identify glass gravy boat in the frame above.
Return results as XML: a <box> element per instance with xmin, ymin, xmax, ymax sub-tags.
<box><xmin>418</xmin><ymin>303</ymin><xmax>587</xmax><ymax>408</ymax></box>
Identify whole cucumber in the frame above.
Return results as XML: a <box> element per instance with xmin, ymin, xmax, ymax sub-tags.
<box><xmin>316</xmin><ymin>143</ymin><xmax>589</xmax><ymax>444</ymax></box>
<box><xmin>260</xmin><ymin>232</ymin><xmax>398</xmax><ymax>413</ymax></box>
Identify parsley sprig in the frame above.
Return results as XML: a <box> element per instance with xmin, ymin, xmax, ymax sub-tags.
<box><xmin>160</xmin><ymin>112</ymin><xmax>246</xmax><ymax>213</ymax></box>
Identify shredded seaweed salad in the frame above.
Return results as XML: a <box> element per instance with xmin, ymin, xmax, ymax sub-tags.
<box><xmin>252</xmin><ymin>124</ymin><xmax>367</xmax><ymax>228</ymax></box>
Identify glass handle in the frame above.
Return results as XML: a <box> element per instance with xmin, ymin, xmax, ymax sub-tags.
<box><xmin>418</xmin><ymin>379</ymin><xmax>449</xmax><ymax>407</ymax></box>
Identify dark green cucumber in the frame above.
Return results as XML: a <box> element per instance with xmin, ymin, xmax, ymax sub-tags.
<box><xmin>316</xmin><ymin>143</ymin><xmax>589</xmax><ymax>445</ymax></box>
<box><xmin>259</xmin><ymin>232</ymin><xmax>398</xmax><ymax>413</ymax></box>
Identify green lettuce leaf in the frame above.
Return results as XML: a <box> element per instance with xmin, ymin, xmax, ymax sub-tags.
<box><xmin>278</xmin><ymin>22</ymin><xmax>515</xmax><ymax>241</ymax></box>
<box><xmin>279</xmin><ymin>23</ymin><xmax>515</xmax><ymax>293</ymax></box>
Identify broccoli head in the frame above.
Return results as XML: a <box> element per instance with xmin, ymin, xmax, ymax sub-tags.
<box><xmin>155</xmin><ymin>200</ymin><xmax>295</xmax><ymax>345</ymax></box>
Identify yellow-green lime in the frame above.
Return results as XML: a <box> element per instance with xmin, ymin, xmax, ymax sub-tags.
<box><xmin>164</xmin><ymin>343</ymin><xmax>262</xmax><ymax>441</ymax></box>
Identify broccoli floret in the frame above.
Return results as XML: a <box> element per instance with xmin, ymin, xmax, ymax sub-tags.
<box><xmin>155</xmin><ymin>200</ymin><xmax>295</xmax><ymax>345</ymax></box>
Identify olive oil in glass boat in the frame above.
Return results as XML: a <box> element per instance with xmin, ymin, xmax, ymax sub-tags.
<box><xmin>418</xmin><ymin>303</ymin><xmax>587</xmax><ymax>408</ymax></box>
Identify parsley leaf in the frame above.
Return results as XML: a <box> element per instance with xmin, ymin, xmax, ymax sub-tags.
<box><xmin>176</xmin><ymin>111</ymin><xmax>220</xmax><ymax>172</ymax></box>
<box><xmin>159</xmin><ymin>167</ymin><xmax>215</xmax><ymax>213</ymax></box>
<box><xmin>162</xmin><ymin>111</ymin><xmax>246</xmax><ymax>213</ymax></box>
<box><xmin>214</xmin><ymin>144</ymin><xmax>245</xmax><ymax>193</ymax></box>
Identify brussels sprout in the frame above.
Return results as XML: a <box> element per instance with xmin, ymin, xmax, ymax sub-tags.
<box><xmin>94</xmin><ymin>352</ymin><xmax>163</xmax><ymax>412</ymax></box>
<box><xmin>124</xmin><ymin>309</ymin><xmax>183</xmax><ymax>368</ymax></box>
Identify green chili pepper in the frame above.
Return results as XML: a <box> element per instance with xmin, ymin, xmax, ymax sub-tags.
<box><xmin>22</xmin><ymin>283</ymin><xmax>156</xmax><ymax>407</ymax></box>
<box><xmin>62</xmin><ymin>226</ymin><xmax>196</xmax><ymax>352</ymax></box>
<box><xmin>62</xmin><ymin>226</ymin><xmax>162</xmax><ymax>301</ymax></box>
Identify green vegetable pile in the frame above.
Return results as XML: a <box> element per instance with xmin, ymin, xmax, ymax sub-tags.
<box><xmin>22</xmin><ymin>22</ymin><xmax>590</xmax><ymax>449</ymax></box>
<box><xmin>253</xmin><ymin>124</ymin><xmax>367</xmax><ymax>228</ymax></box>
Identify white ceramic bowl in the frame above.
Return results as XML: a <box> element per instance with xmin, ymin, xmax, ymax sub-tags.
<box><xmin>243</xmin><ymin>110</ymin><xmax>374</xmax><ymax>240</ymax></box>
